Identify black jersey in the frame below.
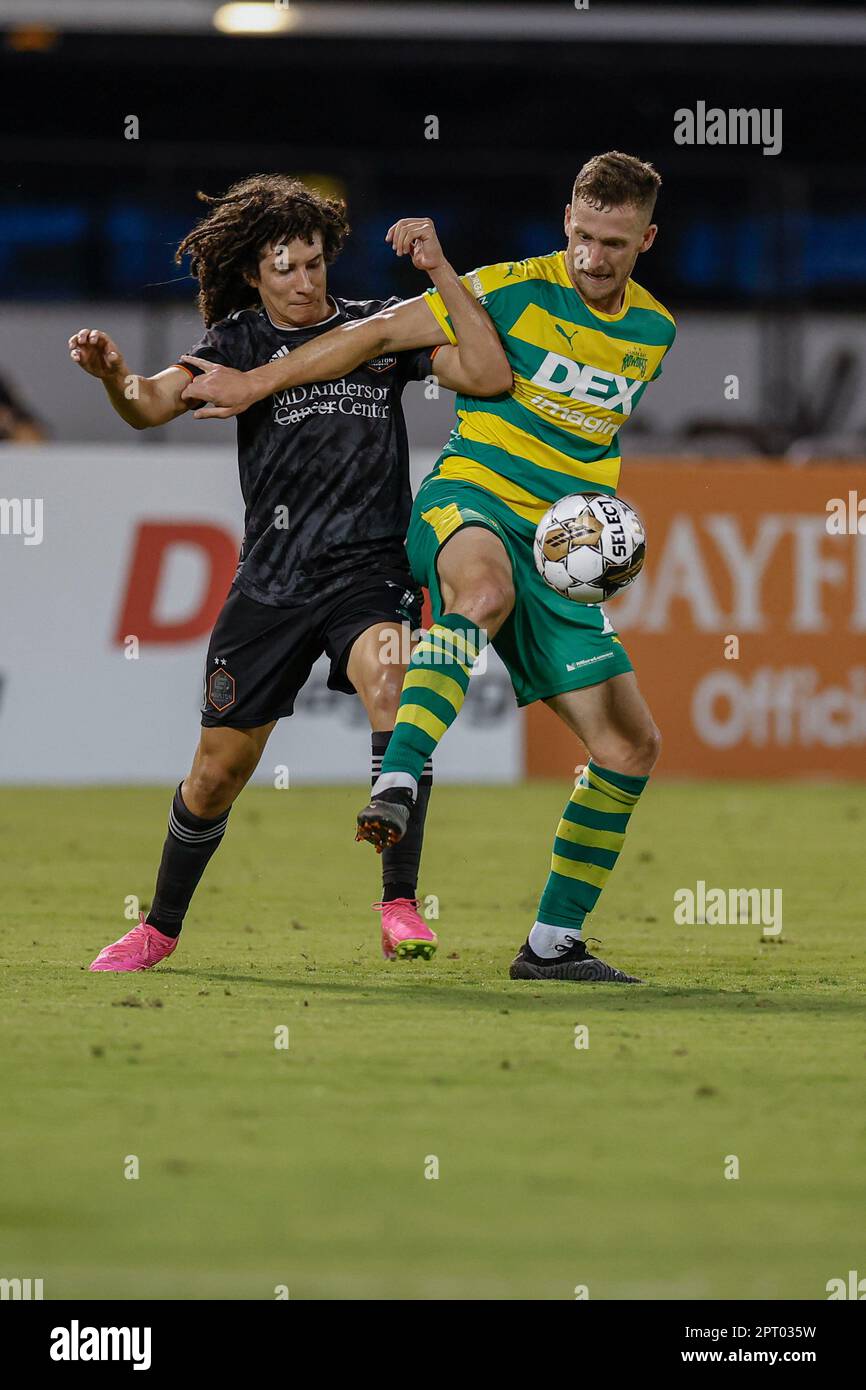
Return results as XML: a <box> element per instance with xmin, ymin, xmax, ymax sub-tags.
<box><xmin>180</xmin><ymin>298</ymin><xmax>434</xmax><ymax>607</ymax></box>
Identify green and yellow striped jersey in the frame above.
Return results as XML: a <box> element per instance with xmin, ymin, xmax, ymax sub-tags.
<box><xmin>424</xmin><ymin>250</ymin><xmax>676</xmax><ymax>526</ymax></box>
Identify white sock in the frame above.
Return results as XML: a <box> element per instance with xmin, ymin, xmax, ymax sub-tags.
<box><xmin>372</xmin><ymin>771</ymin><xmax>418</xmax><ymax>802</ymax></box>
<box><xmin>528</xmin><ymin>920</ymin><xmax>583</xmax><ymax>958</ymax></box>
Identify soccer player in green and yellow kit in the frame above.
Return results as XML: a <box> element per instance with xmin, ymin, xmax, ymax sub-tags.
<box><xmin>183</xmin><ymin>152</ymin><xmax>676</xmax><ymax>983</ymax></box>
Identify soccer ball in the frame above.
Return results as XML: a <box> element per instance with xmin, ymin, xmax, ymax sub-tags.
<box><xmin>533</xmin><ymin>492</ymin><xmax>646</xmax><ymax>604</ymax></box>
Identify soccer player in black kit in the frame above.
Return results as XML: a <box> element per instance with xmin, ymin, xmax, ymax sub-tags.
<box><xmin>69</xmin><ymin>175</ymin><xmax>510</xmax><ymax>972</ymax></box>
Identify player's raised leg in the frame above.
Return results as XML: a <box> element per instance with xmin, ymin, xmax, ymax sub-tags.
<box><xmin>510</xmin><ymin>671</ymin><xmax>659</xmax><ymax>983</ymax></box>
<box><xmin>89</xmin><ymin>723</ymin><xmax>274</xmax><ymax>971</ymax></box>
<box><xmin>356</xmin><ymin>525</ymin><xmax>514</xmax><ymax>845</ymax></box>
<box><xmin>347</xmin><ymin>621</ymin><xmax>437</xmax><ymax>960</ymax></box>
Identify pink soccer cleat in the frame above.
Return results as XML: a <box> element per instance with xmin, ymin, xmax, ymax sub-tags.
<box><xmin>373</xmin><ymin>898</ymin><xmax>438</xmax><ymax>962</ymax></box>
<box><xmin>88</xmin><ymin>913</ymin><xmax>178</xmax><ymax>972</ymax></box>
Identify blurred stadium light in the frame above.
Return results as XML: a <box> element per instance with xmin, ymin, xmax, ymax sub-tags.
<box><xmin>2</xmin><ymin>1</ymin><xmax>866</xmax><ymax>42</ymax></box>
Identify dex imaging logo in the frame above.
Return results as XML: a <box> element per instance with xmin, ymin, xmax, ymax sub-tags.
<box><xmin>531</xmin><ymin>352</ymin><xmax>643</xmax><ymax>417</ymax></box>
<box><xmin>50</xmin><ymin>1321</ymin><xmax>152</xmax><ymax>1371</ymax></box>
<box><xmin>674</xmin><ymin>101</ymin><xmax>782</xmax><ymax>156</ymax></box>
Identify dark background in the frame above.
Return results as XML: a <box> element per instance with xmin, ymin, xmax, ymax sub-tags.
<box><xmin>3</xmin><ymin>0</ymin><xmax>865</xmax><ymax>311</ymax></box>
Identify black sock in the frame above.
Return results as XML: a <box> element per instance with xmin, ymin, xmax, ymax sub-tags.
<box><xmin>372</xmin><ymin>731</ymin><xmax>432</xmax><ymax>903</ymax></box>
<box><xmin>145</xmin><ymin>785</ymin><xmax>231</xmax><ymax>938</ymax></box>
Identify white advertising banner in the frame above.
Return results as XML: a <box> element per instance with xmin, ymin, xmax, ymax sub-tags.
<box><xmin>0</xmin><ymin>447</ymin><xmax>520</xmax><ymax>784</ymax></box>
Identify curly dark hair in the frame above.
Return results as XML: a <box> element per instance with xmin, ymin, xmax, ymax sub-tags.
<box><xmin>175</xmin><ymin>173</ymin><xmax>350</xmax><ymax>326</ymax></box>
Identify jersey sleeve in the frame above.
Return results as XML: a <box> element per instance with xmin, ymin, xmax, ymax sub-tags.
<box><xmin>174</xmin><ymin>315</ymin><xmax>253</xmax><ymax>378</ymax></box>
<box><xmin>649</xmin><ymin>321</ymin><xmax>677</xmax><ymax>381</ymax></box>
<box><xmin>363</xmin><ymin>296</ymin><xmax>436</xmax><ymax>385</ymax></box>
<box><xmin>397</xmin><ymin>345</ymin><xmax>437</xmax><ymax>383</ymax></box>
<box><xmin>422</xmin><ymin>261</ymin><xmax>522</xmax><ymax>345</ymax></box>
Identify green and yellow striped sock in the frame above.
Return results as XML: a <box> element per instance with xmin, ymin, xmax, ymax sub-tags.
<box><xmin>533</xmin><ymin>760</ymin><xmax>649</xmax><ymax>941</ymax></box>
<box><xmin>378</xmin><ymin>614</ymin><xmax>486</xmax><ymax>788</ymax></box>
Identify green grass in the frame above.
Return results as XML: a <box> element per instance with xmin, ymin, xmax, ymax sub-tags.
<box><xmin>1</xmin><ymin>781</ymin><xmax>863</xmax><ymax>1300</ymax></box>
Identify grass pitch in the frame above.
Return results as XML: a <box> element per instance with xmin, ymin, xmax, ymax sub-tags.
<box><xmin>1</xmin><ymin>781</ymin><xmax>863</xmax><ymax>1300</ymax></box>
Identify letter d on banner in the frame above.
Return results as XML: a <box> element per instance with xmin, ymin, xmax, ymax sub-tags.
<box><xmin>113</xmin><ymin>521</ymin><xmax>239</xmax><ymax>645</ymax></box>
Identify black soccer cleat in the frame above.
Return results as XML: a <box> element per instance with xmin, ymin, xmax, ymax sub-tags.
<box><xmin>355</xmin><ymin>788</ymin><xmax>413</xmax><ymax>854</ymax></box>
<box><xmin>509</xmin><ymin>934</ymin><xmax>643</xmax><ymax>984</ymax></box>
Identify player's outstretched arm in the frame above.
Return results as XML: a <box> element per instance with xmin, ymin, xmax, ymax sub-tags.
<box><xmin>68</xmin><ymin>328</ymin><xmax>190</xmax><ymax>430</ymax></box>
<box><xmin>386</xmin><ymin>217</ymin><xmax>513</xmax><ymax>397</ymax></box>
<box><xmin>180</xmin><ymin>300</ymin><xmax>441</xmax><ymax>418</ymax></box>
<box><xmin>181</xmin><ymin>217</ymin><xmax>511</xmax><ymax>418</ymax></box>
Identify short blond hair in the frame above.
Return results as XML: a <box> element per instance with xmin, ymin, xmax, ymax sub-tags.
<box><xmin>573</xmin><ymin>151</ymin><xmax>661</xmax><ymax>219</ymax></box>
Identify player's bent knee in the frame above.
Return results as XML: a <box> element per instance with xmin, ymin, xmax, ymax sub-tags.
<box><xmin>592</xmin><ymin>722</ymin><xmax>661</xmax><ymax>778</ymax></box>
<box><xmin>636</xmin><ymin>722</ymin><xmax>662</xmax><ymax>774</ymax></box>
<box><xmin>186</xmin><ymin>756</ymin><xmax>251</xmax><ymax>814</ymax></box>
<box><xmin>630</xmin><ymin>723</ymin><xmax>662</xmax><ymax>774</ymax></box>
<box><xmin>358</xmin><ymin>662</ymin><xmax>405</xmax><ymax>726</ymax></box>
<box><xmin>646</xmin><ymin>723</ymin><xmax>662</xmax><ymax>766</ymax></box>
<box><xmin>449</xmin><ymin>579</ymin><xmax>514</xmax><ymax>634</ymax></box>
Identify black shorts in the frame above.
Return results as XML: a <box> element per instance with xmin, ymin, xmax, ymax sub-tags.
<box><xmin>200</xmin><ymin>572</ymin><xmax>423</xmax><ymax>728</ymax></box>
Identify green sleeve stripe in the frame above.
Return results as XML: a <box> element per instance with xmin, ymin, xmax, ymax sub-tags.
<box><xmin>403</xmin><ymin>667</ymin><xmax>468</xmax><ymax>714</ymax></box>
<box><xmin>562</xmin><ymin>802</ymin><xmax>631</xmax><ymax>834</ymax></box>
<box><xmin>566</xmin><ymin>786</ymin><xmax>635</xmax><ymax>817</ymax></box>
<box><xmin>427</xmin><ymin>277</ymin><xmax>544</xmax><ymax>340</ymax></box>
<box><xmin>453</xmin><ymin>391</ymin><xmax>625</xmax><ymax>462</ymax></box>
<box><xmin>538</xmin><ymin>283</ymin><xmax>676</xmax><ymax>348</ymax></box>
<box><xmin>585</xmin><ymin>766</ymin><xmax>642</xmax><ymax>806</ymax></box>
<box><xmin>440</xmin><ymin>434</ymin><xmax>618</xmax><ymax>502</ymax></box>
<box><xmin>402</xmin><ymin>685</ymin><xmax>462</xmax><ymax>728</ymax></box>
<box><xmin>536</xmin><ymin>896</ymin><xmax>602</xmax><ymax>926</ymax></box>
<box><xmin>429</xmin><ymin>265</ymin><xmax>674</xmax><ymax>351</ymax></box>
<box><xmin>477</xmin><ymin>279</ymin><xmax>550</xmax><ymax>334</ymax></box>
<box><xmin>394</xmin><ymin>704</ymin><xmax>447</xmax><ymax>745</ymax></box>
<box><xmin>556</xmin><ymin>819</ymin><xmax>626</xmax><ymax>854</ymax></box>
<box><xmin>586</xmin><ymin>762</ymin><xmax>648</xmax><ymax>796</ymax></box>
<box><xmin>429</xmin><ymin>622</ymin><xmax>480</xmax><ymax>663</ymax></box>
<box><xmin>552</xmin><ymin>837</ymin><xmax>619</xmax><ymax>871</ymax></box>
<box><xmin>549</xmin><ymin>854</ymin><xmax>611</xmax><ymax>889</ymax></box>
<box><xmin>413</xmin><ymin>637</ymin><xmax>473</xmax><ymax>683</ymax></box>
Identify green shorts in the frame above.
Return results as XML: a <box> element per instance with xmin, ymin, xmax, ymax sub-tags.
<box><xmin>406</xmin><ymin>475</ymin><xmax>633</xmax><ymax>707</ymax></box>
